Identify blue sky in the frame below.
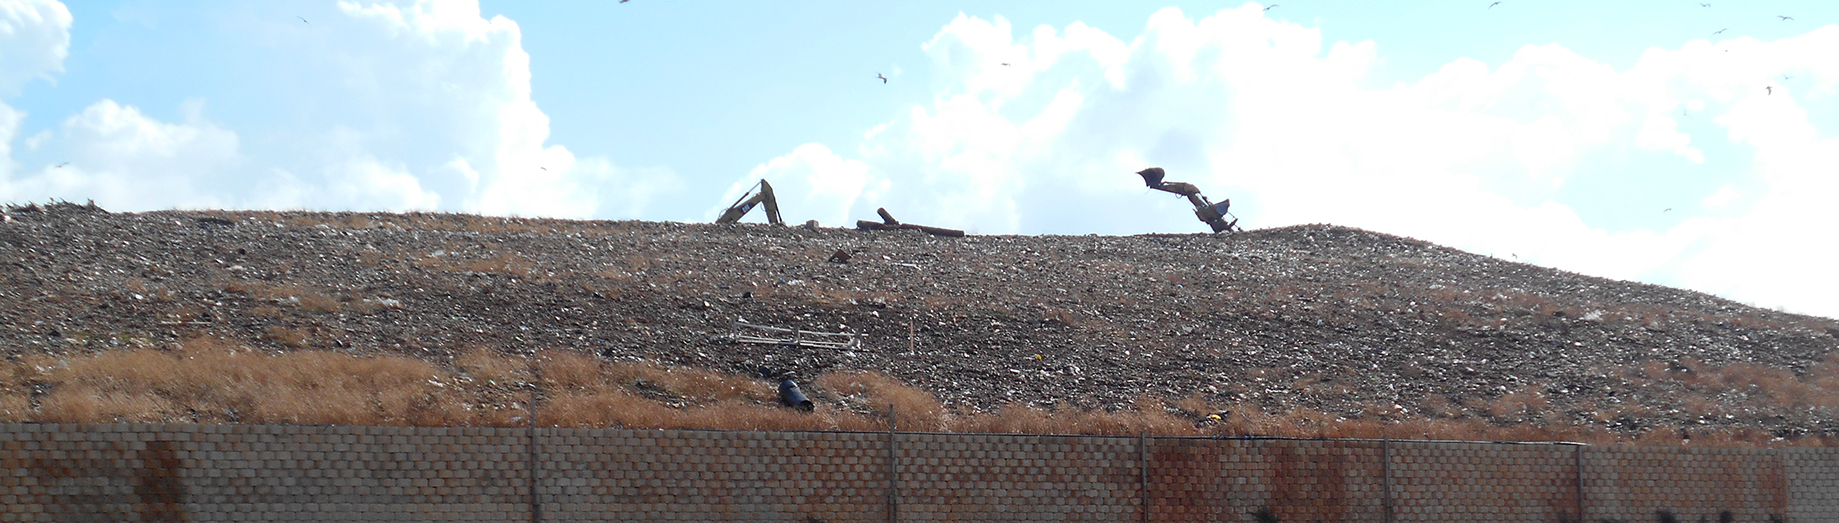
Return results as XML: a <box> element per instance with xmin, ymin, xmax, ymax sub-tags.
<box><xmin>1</xmin><ymin>0</ymin><xmax>1837</xmax><ymax>318</ymax></box>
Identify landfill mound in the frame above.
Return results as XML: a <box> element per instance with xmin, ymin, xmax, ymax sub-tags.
<box><xmin>2</xmin><ymin>202</ymin><xmax>1837</xmax><ymax>440</ymax></box>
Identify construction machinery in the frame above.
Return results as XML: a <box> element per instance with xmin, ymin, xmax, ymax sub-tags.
<box><xmin>1135</xmin><ymin>167</ymin><xmax>1239</xmax><ymax>233</ymax></box>
<box><xmin>716</xmin><ymin>179</ymin><xmax>784</xmax><ymax>225</ymax></box>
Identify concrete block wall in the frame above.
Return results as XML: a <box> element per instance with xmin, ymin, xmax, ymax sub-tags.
<box><xmin>0</xmin><ymin>423</ymin><xmax>532</xmax><ymax>522</ymax></box>
<box><xmin>2</xmin><ymin>423</ymin><xmax>1833</xmax><ymax>522</ymax></box>
<box><xmin>892</xmin><ymin>433</ymin><xmax>1139</xmax><ymax>522</ymax></box>
<box><xmin>1386</xmin><ymin>441</ymin><xmax>1578</xmax><ymax>522</ymax></box>
<box><xmin>1582</xmin><ymin>446</ymin><xmax>1788</xmax><ymax>523</ymax></box>
<box><xmin>1150</xmin><ymin>438</ymin><xmax>1385</xmax><ymax>522</ymax></box>
<box><xmin>538</xmin><ymin>428</ymin><xmax>891</xmax><ymax>523</ymax></box>
<box><xmin>1786</xmin><ymin>448</ymin><xmax>1839</xmax><ymax>523</ymax></box>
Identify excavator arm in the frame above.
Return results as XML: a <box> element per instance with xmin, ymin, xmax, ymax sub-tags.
<box><xmin>716</xmin><ymin>180</ymin><xmax>784</xmax><ymax>226</ymax></box>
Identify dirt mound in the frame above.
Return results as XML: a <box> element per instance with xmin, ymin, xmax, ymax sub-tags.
<box><xmin>2</xmin><ymin>203</ymin><xmax>1836</xmax><ymax>440</ymax></box>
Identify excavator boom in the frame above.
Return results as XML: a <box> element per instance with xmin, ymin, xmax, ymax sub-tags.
<box><xmin>716</xmin><ymin>180</ymin><xmax>785</xmax><ymax>226</ymax></box>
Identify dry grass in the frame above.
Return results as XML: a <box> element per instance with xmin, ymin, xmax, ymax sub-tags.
<box><xmin>0</xmin><ymin>339</ymin><xmax>1832</xmax><ymax>446</ymax></box>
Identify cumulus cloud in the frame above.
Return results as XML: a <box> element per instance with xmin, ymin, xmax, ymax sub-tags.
<box><xmin>737</xmin><ymin>5</ymin><xmax>1839</xmax><ymax>317</ymax></box>
<box><xmin>0</xmin><ymin>0</ymin><xmax>69</xmax><ymax>95</ymax></box>
<box><xmin>2</xmin><ymin>0</ymin><xmax>675</xmax><ymax>218</ymax></box>
<box><xmin>0</xmin><ymin>0</ymin><xmax>70</xmax><ymax>186</ymax></box>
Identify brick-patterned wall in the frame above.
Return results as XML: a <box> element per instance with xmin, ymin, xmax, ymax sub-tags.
<box><xmin>2</xmin><ymin>423</ymin><xmax>1829</xmax><ymax>522</ymax></box>
<box><xmin>1582</xmin><ymin>446</ymin><xmax>1788</xmax><ymax>522</ymax></box>
<box><xmin>1388</xmin><ymin>442</ymin><xmax>1578</xmax><ymax>522</ymax></box>
<box><xmin>1786</xmin><ymin>448</ymin><xmax>1839</xmax><ymax>523</ymax></box>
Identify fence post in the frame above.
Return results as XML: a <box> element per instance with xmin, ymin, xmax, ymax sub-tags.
<box><xmin>1382</xmin><ymin>439</ymin><xmax>1394</xmax><ymax>523</ymax></box>
<box><xmin>529</xmin><ymin>359</ymin><xmax>542</xmax><ymax>523</ymax></box>
<box><xmin>1575</xmin><ymin>445</ymin><xmax>1586</xmax><ymax>523</ymax></box>
<box><xmin>1139</xmin><ymin>432</ymin><xmax>1149</xmax><ymax>523</ymax></box>
<box><xmin>888</xmin><ymin>406</ymin><xmax>898</xmax><ymax>523</ymax></box>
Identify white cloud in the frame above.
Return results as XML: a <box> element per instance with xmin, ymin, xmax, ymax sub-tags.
<box><xmin>743</xmin><ymin>5</ymin><xmax>1839</xmax><ymax>317</ymax></box>
<box><xmin>0</xmin><ymin>0</ymin><xmax>70</xmax><ymax>94</ymax></box>
<box><xmin>2</xmin><ymin>99</ymin><xmax>239</xmax><ymax>208</ymax></box>
<box><xmin>2</xmin><ymin>0</ymin><xmax>674</xmax><ymax>217</ymax></box>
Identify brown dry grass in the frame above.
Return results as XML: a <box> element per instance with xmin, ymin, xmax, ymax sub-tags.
<box><xmin>0</xmin><ymin>339</ymin><xmax>1832</xmax><ymax>446</ymax></box>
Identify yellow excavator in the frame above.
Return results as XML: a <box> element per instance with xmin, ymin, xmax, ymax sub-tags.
<box><xmin>715</xmin><ymin>179</ymin><xmax>784</xmax><ymax>225</ymax></box>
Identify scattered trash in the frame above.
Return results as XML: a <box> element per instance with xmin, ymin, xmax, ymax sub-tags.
<box><xmin>855</xmin><ymin>207</ymin><xmax>965</xmax><ymax>237</ymax></box>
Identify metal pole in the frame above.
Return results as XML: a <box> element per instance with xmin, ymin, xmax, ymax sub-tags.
<box><xmin>887</xmin><ymin>405</ymin><xmax>898</xmax><ymax>523</ymax></box>
<box><xmin>1382</xmin><ymin>439</ymin><xmax>1394</xmax><ymax>523</ymax></box>
<box><xmin>1139</xmin><ymin>432</ymin><xmax>1149</xmax><ymax>523</ymax></box>
<box><xmin>1574</xmin><ymin>446</ymin><xmax>1586</xmax><ymax>523</ymax></box>
<box><xmin>529</xmin><ymin>357</ymin><xmax>542</xmax><ymax>523</ymax></box>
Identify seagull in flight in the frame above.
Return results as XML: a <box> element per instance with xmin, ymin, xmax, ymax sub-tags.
<box><xmin>1713</xmin><ymin>28</ymin><xmax>1727</xmax><ymax>35</ymax></box>
<box><xmin>1001</xmin><ymin>62</ymin><xmax>1011</xmax><ymax>66</ymax></box>
<box><xmin>876</xmin><ymin>73</ymin><xmax>887</xmax><ymax>84</ymax></box>
<box><xmin>1663</xmin><ymin>208</ymin><xmax>1673</xmax><ymax>212</ymax></box>
<box><xmin>53</xmin><ymin>162</ymin><xmax>69</xmax><ymax>169</ymax></box>
<box><xmin>1264</xmin><ymin>4</ymin><xmax>1277</xmax><ymax>11</ymax></box>
<box><xmin>297</xmin><ymin>16</ymin><xmax>308</xmax><ymax>24</ymax></box>
<box><xmin>1766</xmin><ymin>86</ymin><xmax>1773</xmax><ymax>95</ymax></box>
<box><xmin>1779</xmin><ymin>15</ymin><xmax>1794</xmax><ymax>21</ymax></box>
<box><xmin>1699</xmin><ymin>3</ymin><xmax>1710</xmax><ymax>6</ymax></box>
<box><xmin>1489</xmin><ymin>1</ymin><xmax>1501</xmax><ymax>8</ymax></box>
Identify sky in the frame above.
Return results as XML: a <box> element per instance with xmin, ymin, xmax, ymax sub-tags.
<box><xmin>1</xmin><ymin>0</ymin><xmax>1836</xmax><ymax>318</ymax></box>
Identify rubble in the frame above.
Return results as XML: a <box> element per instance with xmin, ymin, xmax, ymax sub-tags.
<box><xmin>1</xmin><ymin>203</ymin><xmax>1837</xmax><ymax>437</ymax></box>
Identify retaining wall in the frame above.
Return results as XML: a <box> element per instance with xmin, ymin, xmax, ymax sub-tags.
<box><xmin>1</xmin><ymin>423</ymin><xmax>1833</xmax><ymax>522</ymax></box>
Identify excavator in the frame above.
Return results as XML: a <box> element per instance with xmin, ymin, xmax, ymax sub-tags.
<box><xmin>715</xmin><ymin>179</ymin><xmax>784</xmax><ymax>225</ymax></box>
<box><xmin>1135</xmin><ymin>167</ymin><xmax>1239</xmax><ymax>233</ymax></box>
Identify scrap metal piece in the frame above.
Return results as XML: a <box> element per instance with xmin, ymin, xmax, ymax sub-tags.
<box><xmin>778</xmin><ymin>379</ymin><xmax>815</xmax><ymax>411</ymax></box>
<box><xmin>730</xmin><ymin>321</ymin><xmax>860</xmax><ymax>350</ymax></box>
<box><xmin>855</xmin><ymin>208</ymin><xmax>965</xmax><ymax>237</ymax></box>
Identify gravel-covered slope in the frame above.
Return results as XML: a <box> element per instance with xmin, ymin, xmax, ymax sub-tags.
<box><xmin>3</xmin><ymin>202</ymin><xmax>1836</xmax><ymax>436</ymax></box>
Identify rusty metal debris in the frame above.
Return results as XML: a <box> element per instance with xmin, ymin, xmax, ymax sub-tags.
<box><xmin>730</xmin><ymin>321</ymin><xmax>861</xmax><ymax>350</ymax></box>
<box><xmin>1135</xmin><ymin>167</ymin><xmax>1239</xmax><ymax>233</ymax></box>
<box><xmin>716</xmin><ymin>179</ymin><xmax>784</xmax><ymax>226</ymax></box>
<box><xmin>856</xmin><ymin>208</ymin><xmax>965</xmax><ymax>237</ymax></box>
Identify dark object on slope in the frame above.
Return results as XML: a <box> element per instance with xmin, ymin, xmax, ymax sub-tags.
<box><xmin>716</xmin><ymin>179</ymin><xmax>784</xmax><ymax>226</ymax></box>
<box><xmin>779</xmin><ymin>379</ymin><xmax>815</xmax><ymax>411</ymax></box>
<box><xmin>1248</xmin><ymin>507</ymin><xmax>1281</xmax><ymax>523</ymax></box>
<box><xmin>827</xmin><ymin>250</ymin><xmax>851</xmax><ymax>264</ymax></box>
<box><xmin>1135</xmin><ymin>167</ymin><xmax>1239</xmax><ymax>233</ymax></box>
<box><xmin>856</xmin><ymin>208</ymin><xmax>964</xmax><ymax>237</ymax></box>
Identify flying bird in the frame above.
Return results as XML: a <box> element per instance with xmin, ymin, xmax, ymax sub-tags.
<box><xmin>1001</xmin><ymin>62</ymin><xmax>1011</xmax><ymax>66</ymax></box>
<box><xmin>1778</xmin><ymin>15</ymin><xmax>1794</xmax><ymax>21</ymax></box>
<box><xmin>297</xmin><ymin>16</ymin><xmax>308</xmax><ymax>24</ymax></box>
<box><xmin>54</xmin><ymin>162</ymin><xmax>68</xmax><ymax>169</ymax></box>
<box><xmin>1766</xmin><ymin>86</ymin><xmax>1773</xmax><ymax>95</ymax></box>
<box><xmin>1663</xmin><ymin>208</ymin><xmax>1673</xmax><ymax>212</ymax></box>
<box><xmin>1700</xmin><ymin>3</ymin><xmax>1710</xmax><ymax>6</ymax></box>
<box><xmin>876</xmin><ymin>73</ymin><xmax>887</xmax><ymax>84</ymax></box>
<box><xmin>1489</xmin><ymin>1</ymin><xmax>1501</xmax><ymax>8</ymax></box>
<box><xmin>1264</xmin><ymin>4</ymin><xmax>1277</xmax><ymax>11</ymax></box>
<box><xmin>1784</xmin><ymin>74</ymin><xmax>1794</xmax><ymax>80</ymax></box>
<box><xmin>539</xmin><ymin>167</ymin><xmax>547</xmax><ymax>171</ymax></box>
<box><xmin>1713</xmin><ymin>28</ymin><xmax>1727</xmax><ymax>35</ymax></box>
